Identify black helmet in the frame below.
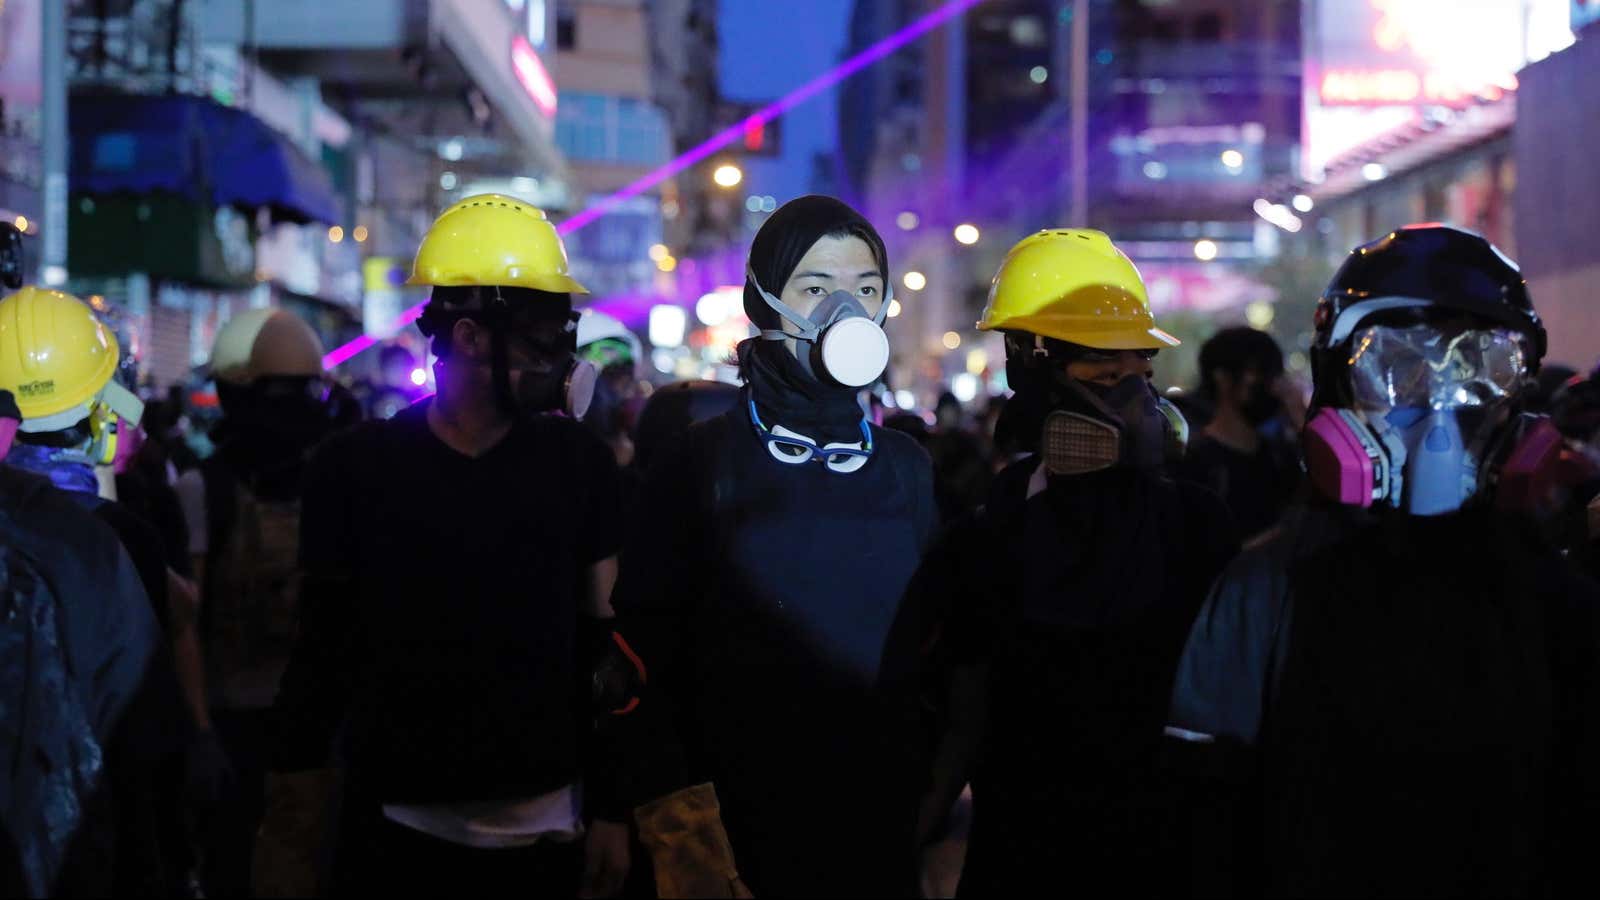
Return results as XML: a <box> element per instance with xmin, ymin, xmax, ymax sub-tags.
<box><xmin>1310</xmin><ymin>224</ymin><xmax>1546</xmax><ymax>407</ymax></box>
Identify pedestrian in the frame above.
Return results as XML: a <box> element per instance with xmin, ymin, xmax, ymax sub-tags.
<box><xmin>266</xmin><ymin>194</ymin><xmax>628</xmax><ymax>897</ymax></box>
<box><xmin>915</xmin><ymin>229</ymin><xmax>1240</xmax><ymax>896</ymax></box>
<box><xmin>1167</xmin><ymin>224</ymin><xmax>1600</xmax><ymax>897</ymax></box>
<box><xmin>1181</xmin><ymin>326</ymin><xmax>1304</xmax><ymax>540</ymax></box>
<box><xmin>600</xmin><ymin>195</ymin><xmax>938</xmax><ymax>897</ymax></box>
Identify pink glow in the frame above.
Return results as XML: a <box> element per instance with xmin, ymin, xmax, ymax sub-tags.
<box><xmin>512</xmin><ymin>36</ymin><xmax>558</xmax><ymax>117</ymax></box>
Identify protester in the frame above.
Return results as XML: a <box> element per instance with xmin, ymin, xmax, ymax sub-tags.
<box><xmin>602</xmin><ymin>195</ymin><xmax>937</xmax><ymax>896</ymax></box>
<box><xmin>1</xmin><ymin>409</ymin><xmax>167</xmax><ymax>896</ymax></box>
<box><xmin>268</xmin><ymin>194</ymin><xmax>627</xmax><ymax>896</ymax></box>
<box><xmin>1167</xmin><ymin>225</ymin><xmax>1600</xmax><ymax>897</ymax></box>
<box><xmin>0</xmin><ymin>288</ymin><xmax>209</xmax><ymax>896</ymax></box>
<box><xmin>1181</xmin><ymin>327</ymin><xmax>1304</xmax><ymax>540</ymax></box>
<box><xmin>915</xmin><ymin>229</ymin><xmax>1239</xmax><ymax>896</ymax></box>
<box><xmin>162</xmin><ymin>305</ymin><xmax>344</xmax><ymax>896</ymax></box>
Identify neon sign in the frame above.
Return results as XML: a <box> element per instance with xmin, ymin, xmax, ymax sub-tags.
<box><xmin>1319</xmin><ymin>69</ymin><xmax>1515</xmax><ymax>106</ymax></box>
<box><xmin>511</xmin><ymin>35</ymin><xmax>557</xmax><ymax>117</ymax></box>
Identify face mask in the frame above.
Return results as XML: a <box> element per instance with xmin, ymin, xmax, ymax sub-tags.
<box><xmin>513</xmin><ymin>357</ymin><xmax>597</xmax><ymax>419</ymax></box>
<box><xmin>748</xmin><ymin>265</ymin><xmax>891</xmax><ymax>388</ymax></box>
<box><xmin>1242</xmin><ymin>380</ymin><xmax>1282</xmax><ymax>426</ymax></box>
<box><xmin>1041</xmin><ymin>375</ymin><xmax>1179</xmax><ymax>475</ymax></box>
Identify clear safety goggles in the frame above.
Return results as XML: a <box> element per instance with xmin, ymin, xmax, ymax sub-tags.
<box><xmin>1348</xmin><ymin>322</ymin><xmax>1526</xmax><ymax>412</ymax></box>
<box><xmin>748</xmin><ymin>398</ymin><xmax>873</xmax><ymax>469</ymax></box>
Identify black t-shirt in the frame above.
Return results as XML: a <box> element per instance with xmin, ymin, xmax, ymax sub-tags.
<box><xmin>275</xmin><ymin>401</ymin><xmax>624</xmax><ymax>803</ymax></box>
<box><xmin>1180</xmin><ymin>433</ymin><xmax>1300</xmax><ymax>539</ymax></box>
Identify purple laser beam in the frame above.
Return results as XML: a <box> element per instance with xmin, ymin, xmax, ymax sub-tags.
<box><xmin>322</xmin><ymin>0</ymin><xmax>986</xmax><ymax>371</ymax></box>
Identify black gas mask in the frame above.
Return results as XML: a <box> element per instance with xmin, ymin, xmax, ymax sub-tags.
<box><xmin>418</xmin><ymin>287</ymin><xmax>596</xmax><ymax>419</ymax></box>
<box><xmin>1007</xmin><ymin>335</ymin><xmax>1187</xmax><ymax>476</ymax></box>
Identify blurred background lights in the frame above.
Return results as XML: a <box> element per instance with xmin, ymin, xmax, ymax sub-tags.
<box><xmin>1245</xmin><ymin>300</ymin><xmax>1276</xmax><ymax>329</ymax></box>
<box><xmin>1029</xmin><ymin>65</ymin><xmax>1049</xmax><ymax>84</ymax></box>
<box><xmin>1220</xmin><ymin>148</ymin><xmax>1244</xmax><ymax>169</ymax></box>
<box><xmin>1143</xmin><ymin>161</ymin><xmax>1168</xmax><ymax>179</ymax></box>
<box><xmin>942</xmin><ymin>331</ymin><xmax>962</xmax><ymax>350</ymax></box>
<box><xmin>713</xmin><ymin>164</ymin><xmax>744</xmax><ymax>187</ymax></box>
<box><xmin>410</xmin><ymin>368</ymin><xmax>428</xmax><ymax>386</ymax></box>
<box><xmin>896</xmin><ymin>211</ymin><xmax>920</xmax><ymax>231</ymax></box>
<box><xmin>328</xmin><ymin>225</ymin><xmax>344</xmax><ymax>243</ymax></box>
<box><xmin>439</xmin><ymin>171</ymin><xmax>458</xmax><ymax>190</ymax></box>
<box><xmin>1292</xmin><ymin>194</ymin><xmax>1314</xmax><ymax>213</ymax></box>
<box><xmin>888</xmin><ymin>299</ymin><xmax>903</xmax><ymax>318</ymax></box>
<box><xmin>352</xmin><ymin>225</ymin><xmax>369</xmax><ymax>243</ymax></box>
<box><xmin>656</xmin><ymin>254</ymin><xmax>678</xmax><ymax>273</ymax></box>
<box><xmin>953</xmin><ymin>224</ymin><xmax>980</xmax><ymax>245</ymax></box>
<box><xmin>648</xmin><ymin>243</ymin><xmax>670</xmax><ymax>262</ymax></box>
<box><xmin>902</xmin><ymin>270</ymin><xmax>927</xmax><ymax>291</ymax></box>
<box><xmin>965</xmin><ymin>348</ymin><xmax>988</xmax><ymax>376</ymax></box>
<box><xmin>951</xmin><ymin>372</ymin><xmax>980</xmax><ymax>403</ymax></box>
<box><xmin>895</xmin><ymin>389</ymin><xmax>917</xmax><ymax>410</ymax></box>
<box><xmin>1362</xmin><ymin>163</ymin><xmax>1387</xmax><ymax>181</ymax></box>
<box><xmin>1193</xmin><ymin>239</ymin><xmax>1218</xmax><ymax>261</ymax></box>
<box><xmin>649</xmin><ymin>305</ymin><xmax>688</xmax><ymax>348</ymax></box>
<box><xmin>695</xmin><ymin>289</ymin><xmax>736</xmax><ymax>327</ymax></box>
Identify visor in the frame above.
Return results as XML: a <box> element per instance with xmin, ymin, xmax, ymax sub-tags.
<box><xmin>1348</xmin><ymin>323</ymin><xmax>1525</xmax><ymax>412</ymax></box>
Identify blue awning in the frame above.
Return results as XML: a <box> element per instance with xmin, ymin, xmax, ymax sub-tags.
<box><xmin>71</xmin><ymin>93</ymin><xmax>342</xmax><ymax>225</ymax></box>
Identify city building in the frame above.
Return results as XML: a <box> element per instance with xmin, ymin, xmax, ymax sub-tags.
<box><xmin>841</xmin><ymin>0</ymin><xmax>1302</xmax><ymax>401</ymax></box>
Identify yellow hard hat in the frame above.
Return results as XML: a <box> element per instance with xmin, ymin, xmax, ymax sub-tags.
<box><xmin>0</xmin><ymin>285</ymin><xmax>122</xmax><ymax>427</ymax></box>
<box><xmin>408</xmin><ymin>193</ymin><xmax>589</xmax><ymax>294</ymax></box>
<box><xmin>210</xmin><ymin>307</ymin><xmax>325</xmax><ymax>385</ymax></box>
<box><xmin>977</xmin><ymin>229</ymin><xmax>1179</xmax><ymax>350</ymax></box>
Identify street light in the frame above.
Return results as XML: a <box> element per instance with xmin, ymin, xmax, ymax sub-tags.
<box><xmin>903</xmin><ymin>270</ymin><xmax>927</xmax><ymax>291</ymax></box>
<box><xmin>713</xmin><ymin>164</ymin><xmax>744</xmax><ymax>188</ymax></box>
<box><xmin>953</xmin><ymin>224</ymin><xmax>980</xmax><ymax>245</ymax></box>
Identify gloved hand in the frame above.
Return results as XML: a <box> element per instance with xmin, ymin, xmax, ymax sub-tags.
<box><xmin>183</xmin><ymin>729</ymin><xmax>234</xmax><ymax>819</ymax></box>
<box><xmin>634</xmin><ymin>783</ymin><xmax>751</xmax><ymax>899</ymax></box>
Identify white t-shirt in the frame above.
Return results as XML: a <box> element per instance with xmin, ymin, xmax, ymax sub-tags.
<box><xmin>381</xmin><ymin>783</ymin><xmax>584</xmax><ymax>849</ymax></box>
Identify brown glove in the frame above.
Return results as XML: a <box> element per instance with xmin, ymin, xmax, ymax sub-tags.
<box><xmin>252</xmin><ymin>768</ymin><xmax>342</xmax><ymax>898</ymax></box>
<box><xmin>634</xmin><ymin>783</ymin><xmax>752</xmax><ymax>899</ymax></box>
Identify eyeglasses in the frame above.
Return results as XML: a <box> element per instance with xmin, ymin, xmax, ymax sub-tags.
<box><xmin>748</xmin><ymin>398</ymin><xmax>873</xmax><ymax>468</ymax></box>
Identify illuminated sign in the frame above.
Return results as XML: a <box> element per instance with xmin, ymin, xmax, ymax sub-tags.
<box><xmin>1302</xmin><ymin>0</ymin><xmax>1573</xmax><ymax>177</ymax></box>
<box><xmin>511</xmin><ymin>35</ymin><xmax>557</xmax><ymax>117</ymax></box>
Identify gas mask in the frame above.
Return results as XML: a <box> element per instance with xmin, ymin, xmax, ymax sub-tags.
<box><xmin>1041</xmin><ymin>375</ymin><xmax>1187</xmax><ymax>476</ymax></box>
<box><xmin>1242</xmin><ymin>379</ymin><xmax>1283</xmax><ymax>426</ymax></box>
<box><xmin>514</xmin><ymin>356</ymin><xmax>597</xmax><ymax>420</ymax></box>
<box><xmin>747</xmin><ymin>265</ymin><xmax>891</xmax><ymax>388</ymax></box>
<box><xmin>1303</xmin><ymin>322</ymin><xmax>1545</xmax><ymax>515</ymax></box>
<box><xmin>419</xmin><ymin>290</ymin><xmax>596</xmax><ymax>419</ymax></box>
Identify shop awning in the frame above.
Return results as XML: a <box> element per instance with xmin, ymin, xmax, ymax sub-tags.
<box><xmin>71</xmin><ymin>92</ymin><xmax>342</xmax><ymax>224</ymax></box>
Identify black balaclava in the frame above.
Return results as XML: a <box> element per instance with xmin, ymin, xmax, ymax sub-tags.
<box><xmin>739</xmin><ymin>195</ymin><xmax>888</xmax><ymax>444</ymax></box>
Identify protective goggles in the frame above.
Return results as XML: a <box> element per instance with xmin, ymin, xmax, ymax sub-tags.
<box><xmin>1348</xmin><ymin>322</ymin><xmax>1526</xmax><ymax>412</ymax></box>
<box><xmin>748</xmin><ymin>398</ymin><xmax>873</xmax><ymax>469</ymax></box>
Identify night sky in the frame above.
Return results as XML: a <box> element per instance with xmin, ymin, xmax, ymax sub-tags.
<box><xmin>718</xmin><ymin>0</ymin><xmax>854</xmax><ymax>204</ymax></box>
